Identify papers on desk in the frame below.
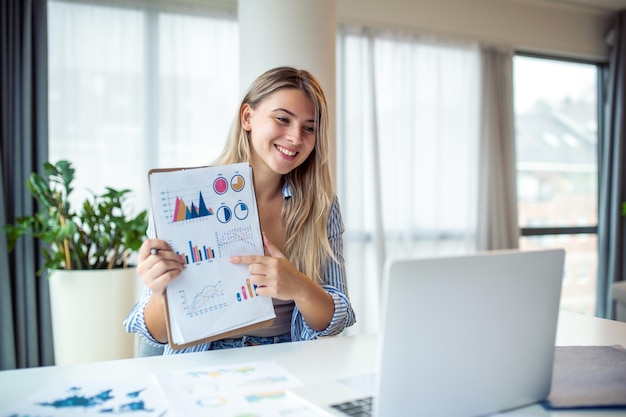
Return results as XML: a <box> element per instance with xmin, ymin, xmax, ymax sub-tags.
<box><xmin>0</xmin><ymin>379</ymin><xmax>167</xmax><ymax>417</ymax></box>
<box><xmin>0</xmin><ymin>361</ymin><xmax>333</xmax><ymax>417</ymax></box>
<box><xmin>153</xmin><ymin>360</ymin><xmax>331</xmax><ymax>416</ymax></box>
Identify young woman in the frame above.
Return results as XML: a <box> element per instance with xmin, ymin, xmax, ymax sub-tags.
<box><xmin>125</xmin><ymin>67</ymin><xmax>356</xmax><ymax>354</ymax></box>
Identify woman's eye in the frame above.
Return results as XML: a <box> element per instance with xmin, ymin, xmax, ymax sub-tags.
<box><xmin>303</xmin><ymin>126</ymin><xmax>315</xmax><ymax>133</ymax></box>
<box><xmin>276</xmin><ymin>116</ymin><xmax>289</xmax><ymax>124</ymax></box>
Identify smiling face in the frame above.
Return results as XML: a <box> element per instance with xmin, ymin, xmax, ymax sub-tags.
<box><xmin>241</xmin><ymin>88</ymin><xmax>316</xmax><ymax>177</ymax></box>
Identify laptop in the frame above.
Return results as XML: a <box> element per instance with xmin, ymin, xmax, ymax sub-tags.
<box><xmin>296</xmin><ymin>249</ymin><xmax>565</xmax><ymax>417</ymax></box>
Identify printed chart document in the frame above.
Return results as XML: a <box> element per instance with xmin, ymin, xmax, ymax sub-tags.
<box><xmin>152</xmin><ymin>360</ymin><xmax>332</xmax><ymax>417</ymax></box>
<box><xmin>0</xmin><ymin>378</ymin><xmax>167</xmax><ymax>416</ymax></box>
<box><xmin>148</xmin><ymin>163</ymin><xmax>275</xmax><ymax>349</ymax></box>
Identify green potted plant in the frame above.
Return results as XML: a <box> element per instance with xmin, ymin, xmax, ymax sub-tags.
<box><xmin>5</xmin><ymin>160</ymin><xmax>149</xmax><ymax>365</ymax></box>
<box><xmin>5</xmin><ymin>159</ymin><xmax>147</xmax><ymax>272</ymax></box>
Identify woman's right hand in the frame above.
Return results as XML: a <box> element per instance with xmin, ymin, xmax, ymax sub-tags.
<box><xmin>136</xmin><ymin>239</ymin><xmax>185</xmax><ymax>294</ymax></box>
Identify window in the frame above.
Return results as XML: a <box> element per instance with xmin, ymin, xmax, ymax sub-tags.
<box><xmin>48</xmin><ymin>0</ymin><xmax>239</xmax><ymax>213</ymax></box>
<box><xmin>513</xmin><ymin>55</ymin><xmax>599</xmax><ymax>315</ymax></box>
<box><xmin>338</xmin><ymin>28</ymin><xmax>481</xmax><ymax>334</ymax></box>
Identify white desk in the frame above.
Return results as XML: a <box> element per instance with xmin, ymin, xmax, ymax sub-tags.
<box><xmin>1</xmin><ymin>311</ymin><xmax>625</xmax><ymax>416</ymax></box>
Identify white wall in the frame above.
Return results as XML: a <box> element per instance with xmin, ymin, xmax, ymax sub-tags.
<box><xmin>131</xmin><ymin>0</ymin><xmax>616</xmax><ymax>60</ymax></box>
<box><xmin>237</xmin><ymin>0</ymin><xmax>338</xmax><ymax>183</ymax></box>
<box><xmin>336</xmin><ymin>0</ymin><xmax>615</xmax><ymax>61</ymax></box>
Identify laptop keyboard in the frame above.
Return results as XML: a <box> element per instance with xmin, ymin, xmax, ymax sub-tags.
<box><xmin>330</xmin><ymin>396</ymin><xmax>374</xmax><ymax>417</ymax></box>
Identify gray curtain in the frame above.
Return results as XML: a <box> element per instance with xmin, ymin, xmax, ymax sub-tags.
<box><xmin>477</xmin><ymin>45</ymin><xmax>520</xmax><ymax>251</ymax></box>
<box><xmin>597</xmin><ymin>11</ymin><xmax>626</xmax><ymax>320</ymax></box>
<box><xmin>0</xmin><ymin>0</ymin><xmax>52</xmax><ymax>369</ymax></box>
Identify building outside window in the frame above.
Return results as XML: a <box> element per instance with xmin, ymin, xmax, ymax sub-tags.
<box><xmin>513</xmin><ymin>54</ymin><xmax>599</xmax><ymax>315</ymax></box>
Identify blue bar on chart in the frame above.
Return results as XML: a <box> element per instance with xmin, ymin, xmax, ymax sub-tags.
<box><xmin>177</xmin><ymin>240</ymin><xmax>216</xmax><ymax>265</ymax></box>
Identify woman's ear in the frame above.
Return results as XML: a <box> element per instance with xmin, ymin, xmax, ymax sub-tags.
<box><xmin>241</xmin><ymin>104</ymin><xmax>252</xmax><ymax>132</ymax></box>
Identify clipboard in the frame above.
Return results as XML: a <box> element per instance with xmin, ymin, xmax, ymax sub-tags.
<box><xmin>148</xmin><ymin>163</ymin><xmax>275</xmax><ymax>350</ymax></box>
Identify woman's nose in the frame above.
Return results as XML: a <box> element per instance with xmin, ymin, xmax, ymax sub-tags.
<box><xmin>286</xmin><ymin>125</ymin><xmax>302</xmax><ymax>144</ymax></box>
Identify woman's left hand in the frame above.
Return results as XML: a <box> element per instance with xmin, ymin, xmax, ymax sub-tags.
<box><xmin>229</xmin><ymin>232</ymin><xmax>309</xmax><ymax>301</ymax></box>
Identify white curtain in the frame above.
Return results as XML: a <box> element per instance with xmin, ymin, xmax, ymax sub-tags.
<box><xmin>477</xmin><ymin>45</ymin><xmax>520</xmax><ymax>250</ymax></box>
<box><xmin>48</xmin><ymin>4</ymin><xmax>519</xmax><ymax>337</ymax></box>
<box><xmin>338</xmin><ymin>28</ymin><xmax>483</xmax><ymax>335</ymax></box>
<box><xmin>47</xmin><ymin>0</ymin><xmax>238</xmax><ymax>214</ymax></box>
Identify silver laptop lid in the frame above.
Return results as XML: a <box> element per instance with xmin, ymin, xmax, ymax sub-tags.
<box><xmin>375</xmin><ymin>249</ymin><xmax>565</xmax><ymax>417</ymax></box>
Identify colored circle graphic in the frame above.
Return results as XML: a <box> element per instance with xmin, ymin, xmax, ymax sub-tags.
<box><xmin>196</xmin><ymin>396</ymin><xmax>227</xmax><ymax>408</ymax></box>
<box><xmin>231</xmin><ymin>174</ymin><xmax>245</xmax><ymax>192</ymax></box>
<box><xmin>234</xmin><ymin>202</ymin><xmax>249</xmax><ymax>220</ymax></box>
<box><xmin>216</xmin><ymin>206</ymin><xmax>232</xmax><ymax>223</ymax></box>
<box><xmin>213</xmin><ymin>177</ymin><xmax>228</xmax><ymax>194</ymax></box>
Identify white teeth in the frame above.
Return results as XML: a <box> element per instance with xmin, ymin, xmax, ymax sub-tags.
<box><xmin>276</xmin><ymin>145</ymin><xmax>296</xmax><ymax>157</ymax></box>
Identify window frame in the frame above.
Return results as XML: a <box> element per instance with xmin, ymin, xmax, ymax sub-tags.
<box><xmin>513</xmin><ymin>50</ymin><xmax>604</xmax><ymax>240</ymax></box>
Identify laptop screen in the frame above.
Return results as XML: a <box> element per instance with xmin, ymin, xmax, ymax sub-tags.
<box><xmin>375</xmin><ymin>249</ymin><xmax>565</xmax><ymax>417</ymax></box>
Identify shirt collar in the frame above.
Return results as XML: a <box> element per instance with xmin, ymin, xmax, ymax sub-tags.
<box><xmin>282</xmin><ymin>179</ymin><xmax>292</xmax><ymax>199</ymax></box>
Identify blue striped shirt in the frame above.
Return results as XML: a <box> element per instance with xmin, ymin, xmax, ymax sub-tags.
<box><xmin>124</xmin><ymin>187</ymin><xmax>356</xmax><ymax>354</ymax></box>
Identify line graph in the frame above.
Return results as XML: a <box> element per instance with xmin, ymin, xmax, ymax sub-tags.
<box><xmin>179</xmin><ymin>281</ymin><xmax>228</xmax><ymax>317</ymax></box>
<box><xmin>216</xmin><ymin>225</ymin><xmax>258</xmax><ymax>257</ymax></box>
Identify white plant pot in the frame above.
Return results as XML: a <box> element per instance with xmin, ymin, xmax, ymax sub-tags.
<box><xmin>48</xmin><ymin>268</ymin><xmax>137</xmax><ymax>365</ymax></box>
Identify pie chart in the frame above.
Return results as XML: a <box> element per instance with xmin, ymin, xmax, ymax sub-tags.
<box><xmin>216</xmin><ymin>206</ymin><xmax>232</xmax><ymax>223</ymax></box>
<box><xmin>231</xmin><ymin>174</ymin><xmax>245</xmax><ymax>192</ymax></box>
<box><xmin>213</xmin><ymin>177</ymin><xmax>228</xmax><ymax>194</ymax></box>
<box><xmin>234</xmin><ymin>202</ymin><xmax>249</xmax><ymax>220</ymax></box>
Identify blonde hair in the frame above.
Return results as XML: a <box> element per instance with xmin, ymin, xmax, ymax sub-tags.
<box><xmin>213</xmin><ymin>67</ymin><xmax>334</xmax><ymax>284</ymax></box>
